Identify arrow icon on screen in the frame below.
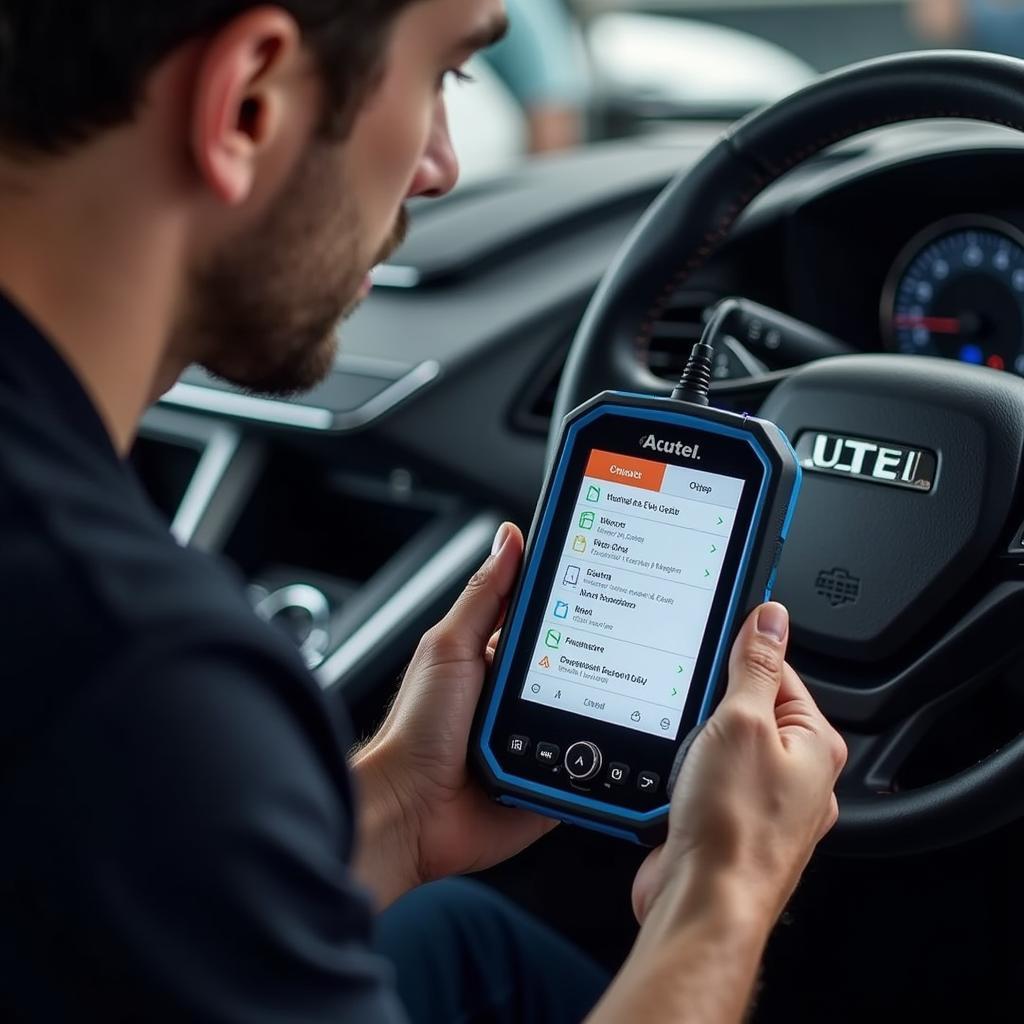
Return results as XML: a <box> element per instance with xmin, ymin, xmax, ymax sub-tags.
<box><xmin>704</xmin><ymin>569</ymin><xmax>711</xmax><ymax>578</ymax></box>
<box><xmin>676</xmin><ymin>665</ymin><xmax>683</xmax><ymax>673</ymax></box>
<box><xmin>716</xmin><ymin>516</ymin><xmax>724</xmax><ymax>526</ymax></box>
<box><xmin>671</xmin><ymin>687</ymin><xmax>679</xmax><ymax>696</ymax></box>
<box><xmin>709</xmin><ymin>544</ymin><xmax>717</xmax><ymax>553</ymax></box>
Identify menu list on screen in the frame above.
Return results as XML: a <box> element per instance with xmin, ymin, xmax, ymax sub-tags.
<box><xmin>520</xmin><ymin>448</ymin><xmax>745</xmax><ymax>739</ymax></box>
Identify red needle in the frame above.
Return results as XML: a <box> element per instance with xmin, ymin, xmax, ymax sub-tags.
<box><xmin>894</xmin><ymin>314</ymin><xmax>962</xmax><ymax>334</ymax></box>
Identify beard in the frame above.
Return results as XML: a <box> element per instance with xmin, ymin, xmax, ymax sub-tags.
<box><xmin>177</xmin><ymin>141</ymin><xmax>408</xmax><ymax>397</ymax></box>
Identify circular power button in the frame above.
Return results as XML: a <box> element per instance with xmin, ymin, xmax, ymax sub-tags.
<box><xmin>564</xmin><ymin>741</ymin><xmax>602</xmax><ymax>781</ymax></box>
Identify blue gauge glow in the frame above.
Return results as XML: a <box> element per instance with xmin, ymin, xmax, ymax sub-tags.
<box><xmin>884</xmin><ymin>219</ymin><xmax>1024</xmax><ymax>375</ymax></box>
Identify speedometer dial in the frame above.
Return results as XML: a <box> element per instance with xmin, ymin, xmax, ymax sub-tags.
<box><xmin>881</xmin><ymin>216</ymin><xmax>1024</xmax><ymax>375</ymax></box>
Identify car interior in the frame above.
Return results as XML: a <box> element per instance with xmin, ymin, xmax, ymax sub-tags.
<box><xmin>135</xmin><ymin>8</ymin><xmax>1024</xmax><ymax>1019</ymax></box>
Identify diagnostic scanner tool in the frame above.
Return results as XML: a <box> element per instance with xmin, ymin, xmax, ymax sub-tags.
<box><xmin>471</xmin><ymin>333</ymin><xmax>801</xmax><ymax>846</ymax></box>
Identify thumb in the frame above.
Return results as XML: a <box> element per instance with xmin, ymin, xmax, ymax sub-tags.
<box><xmin>724</xmin><ymin>602</ymin><xmax>790</xmax><ymax>711</ymax></box>
<box><xmin>433</xmin><ymin>522</ymin><xmax>524</xmax><ymax>655</ymax></box>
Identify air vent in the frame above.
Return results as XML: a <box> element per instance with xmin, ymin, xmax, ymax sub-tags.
<box><xmin>510</xmin><ymin>341</ymin><xmax>570</xmax><ymax>436</ymax></box>
<box><xmin>640</xmin><ymin>290</ymin><xmax>718</xmax><ymax>381</ymax></box>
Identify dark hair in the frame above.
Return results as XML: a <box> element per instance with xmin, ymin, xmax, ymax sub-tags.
<box><xmin>0</xmin><ymin>1</ymin><xmax>419</xmax><ymax>153</ymax></box>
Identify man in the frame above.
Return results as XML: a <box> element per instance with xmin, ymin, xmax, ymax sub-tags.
<box><xmin>0</xmin><ymin>1</ymin><xmax>847</xmax><ymax>1021</ymax></box>
<box><xmin>481</xmin><ymin>0</ymin><xmax>588</xmax><ymax>152</ymax></box>
<box><xmin>911</xmin><ymin>0</ymin><xmax>1024</xmax><ymax>59</ymax></box>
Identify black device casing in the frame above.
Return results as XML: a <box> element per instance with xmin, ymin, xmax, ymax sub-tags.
<box><xmin>471</xmin><ymin>391</ymin><xmax>801</xmax><ymax>845</ymax></box>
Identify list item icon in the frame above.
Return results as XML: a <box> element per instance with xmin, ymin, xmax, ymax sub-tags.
<box><xmin>553</xmin><ymin>600</ymin><xmax>569</xmax><ymax>619</ymax></box>
<box><xmin>538</xmin><ymin>655</ymin><xmax>551</xmax><ymax>669</ymax></box>
<box><xmin>572</xmin><ymin>535</ymin><xmax>587</xmax><ymax>554</ymax></box>
<box><xmin>544</xmin><ymin>629</ymin><xmax>562</xmax><ymax>650</ymax></box>
<box><xmin>578</xmin><ymin>510</ymin><xmax>595</xmax><ymax>530</ymax></box>
<box><xmin>586</xmin><ymin>484</ymin><xmax>601</xmax><ymax>503</ymax></box>
<box><xmin>562</xmin><ymin>564</ymin><xmax>580</xmax><ymax>586</ymax></box>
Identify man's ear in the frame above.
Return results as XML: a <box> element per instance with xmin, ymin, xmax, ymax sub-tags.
<box><xmin>189</xmin><ymin>7</ymin><xmax>307</xmax><ymax>206</ymax></box>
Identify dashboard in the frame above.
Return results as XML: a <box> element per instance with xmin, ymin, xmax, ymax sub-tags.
<box><xmin>777</xmin><ymin>137</ymin><xmax>1024</xmax><ymax>376</ymax></box>
<box><xmin>136</xmin><ymin>118</ymin><xmax>1024</xmax><ymax>721</ymax></box>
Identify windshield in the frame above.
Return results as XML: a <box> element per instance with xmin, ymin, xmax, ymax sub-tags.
<box><xmin>447</xmin><ymin>0</ymin><xmax>1024</xmax><ymax>183</ymax></box>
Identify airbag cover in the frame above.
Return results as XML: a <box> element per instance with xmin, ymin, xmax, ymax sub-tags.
<box><xmin>759</xmin><ymin>355</ymin><xmax>1024</xmax><ymax>661</ymax></box>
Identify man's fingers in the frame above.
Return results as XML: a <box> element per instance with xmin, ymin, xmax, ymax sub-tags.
<box><xmin>485</xmin><ymin>629</ymin><xmax>502</xmax><ymax>665</ymax></box>
<box><xmin>486</xmin><ymin>629</ymin><xmax>501</xmax><ymax>655</ymax></box>
<box><xmin>724</xmin><ymin>602</ymin><xmax>790</xmax><ymax>710</ymax></box>
<box><xmin>776</xmin><ymin>663</ymin><xmax>848</xmax><ymax>778</ymax></box>
<box><xmin>426</xmin><ymin>523</ymin><xmax>524</xmax><ymax>661</ymax></box>
<box><xmin>776</xmin><ymin>659</ymin><xmax>813</xmax><ymax>706</ymax></box>
<box><xmin>820</xmin><ymin>793</ymin><xmax>840</xmax><ymax>841</ymax></box>
<box><xmin>776</xmin><ymin>662</ymin><xmax>830</xmax><ymax>729</ymax></box>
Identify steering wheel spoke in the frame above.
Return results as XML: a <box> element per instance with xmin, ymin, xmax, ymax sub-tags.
<box><xmin>838</xmin><ymin>682</ymin><xmax>981</xmax><ymax>801</ymax></box>
<box><xmin>802</xmin><ymin>581</ymin><xmax>1024</xmax><ymax>853</ymax></box>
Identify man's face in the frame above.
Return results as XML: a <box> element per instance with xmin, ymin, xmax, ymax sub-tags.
<box><xmin>188</xmin><ymin>0</ymin><xmax>506</xmax><ymax>396</ymax></box>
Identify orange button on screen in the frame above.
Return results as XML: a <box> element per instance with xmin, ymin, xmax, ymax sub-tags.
<box><xmin>585</xmin><ymin>449</ymin><xmax>666</xmax><ymax>491</ymax></box>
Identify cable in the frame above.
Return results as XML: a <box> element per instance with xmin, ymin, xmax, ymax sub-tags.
<box><xmin>670</xmin><ymin>297</ymin><xmax>737</xmax><ymax>405</ymax></box>
<box><xmin>671</xmin><ymin>341</ymin><xmax>714</xmax><ymax>406</ymax></box>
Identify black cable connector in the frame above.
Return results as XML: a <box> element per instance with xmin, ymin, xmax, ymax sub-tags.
<box><xmin>671</xmin><ymin>296</ymin><xmax>736</xmax><ymax>405</ymax></box>
<box><xmin>671</xmin><ymin>341</ymin><xmax>714</xmax><ymax>405</ymax></box>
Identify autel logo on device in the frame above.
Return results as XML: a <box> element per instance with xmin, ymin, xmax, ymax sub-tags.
<box><xmin>640</xmin><ymin>434</ymin><xmax>701</xmax><ymax>460</ymax></box>
<box><xmin>795</xmin><ymin>431</ymin><xmax>936</xmax><ymax>492</ymax></box>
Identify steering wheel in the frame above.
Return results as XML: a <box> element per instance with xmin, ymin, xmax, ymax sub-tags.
<box><xmin>553</xmin><ymin>51</ymin><xmax>1024</xmax><ymax>856</ymax></box>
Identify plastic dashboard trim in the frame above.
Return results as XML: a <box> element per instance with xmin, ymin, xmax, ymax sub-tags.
<box><xmin>159</xmin><ymin>359</ymin><xmax>441</xmax><ymax>432</ymax></box>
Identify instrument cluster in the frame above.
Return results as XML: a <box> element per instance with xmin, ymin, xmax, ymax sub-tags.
<box><xmin>881</xmin><ymin>215</ymin><xmax>1024</xmax><ymax>375</ymax></box>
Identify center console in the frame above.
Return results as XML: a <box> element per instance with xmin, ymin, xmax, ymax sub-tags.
<box><xmin>135</xmin><ymin>406</ymin><xmax>499</xmax><ymax>707</ymax></box>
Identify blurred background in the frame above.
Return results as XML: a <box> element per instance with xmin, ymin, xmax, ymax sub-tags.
<box><xmin>447</xmin><ymin>0</ymin><xmax>1024</xmax><ymax>182</ymax></box>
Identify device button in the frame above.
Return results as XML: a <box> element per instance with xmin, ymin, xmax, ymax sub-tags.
<box><xmin>637</xmin><ymin>770</ymin><xmax>661</xmax><ymax>795</ymax></box>
<box><xmin>536</xmin><ymin>741</ymin><xmax>560</xmax><ymax>766</ymax></box>
<box><xmin>564</xmin><ymin>741</ymin><xmax>602</xmax><ymax>781</ymax></box>
<box><xmin>507</xmin><ymin>735</ymin><xmax>530</xmax><ymax>756</ymax></box>
<box><xmin>607</xmin><ymin>762</ymin><xmax>630</xmax><ymax>785</ymax></box>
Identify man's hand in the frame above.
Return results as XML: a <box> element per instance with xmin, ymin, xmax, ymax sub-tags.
<box><xmin>632</xmin><ymin>601</ymin><xmax>846</xmax><ymax>932</ymax></box>
<box><xmin>588</xmin><ymin>602</ymin><xmax>846</xmax><ymax>1024</ymax></box>
<box><xmin>352</xmin><ymin>522</ymin><xmax>556</xmax><ymax>908</ymax></box>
